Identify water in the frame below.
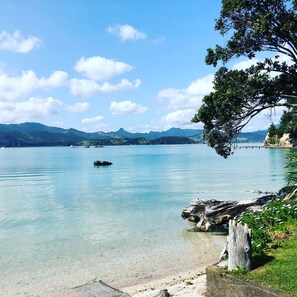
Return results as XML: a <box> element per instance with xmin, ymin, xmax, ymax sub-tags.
<box><xmin>0</xmin><ymin>145</ymin><xmax>287</xmax><ymax>296</ymax></box>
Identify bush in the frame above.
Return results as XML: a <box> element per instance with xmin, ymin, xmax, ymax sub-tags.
<box><xmin>237</xmin><ymin>199</ymin><xmax>297</xmax><ymax>255</ymax></box>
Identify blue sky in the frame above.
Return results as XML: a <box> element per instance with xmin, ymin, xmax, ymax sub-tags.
<box><xmin>0</xmin><ymin>0</ymin><xmax>283</xmax><ymax>132</ymax></box>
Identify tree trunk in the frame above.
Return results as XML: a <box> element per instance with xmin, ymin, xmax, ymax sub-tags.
<box><xmin>228</xmin><ymin>220</ymin><xmax>252</xmax><ymax>271</ymax></box>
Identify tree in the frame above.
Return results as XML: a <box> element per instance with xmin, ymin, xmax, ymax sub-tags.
<box><xmin>278</xmin><ymin>110</ymin><xmax>297</xmax><ymax>146</ymax></box>
<box><xmin>192</xmin><ymin>0</ymin><xmax>297</xmax><ymax>158</ymax></box>
<box><xmin>268</xmin><ymin>123</ymin><xmax>278</xmax><ymax>138</ymax></box>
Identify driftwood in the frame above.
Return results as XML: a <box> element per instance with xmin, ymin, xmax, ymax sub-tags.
<box><xmin>181</xmin><ymin>194</ymin><xmax>276</xmax><ymax>232</ymax></box>
<box><xmin>228</xmin><ymin>220</ymin><xmax>252</xmax><ymax>271</ymax></box>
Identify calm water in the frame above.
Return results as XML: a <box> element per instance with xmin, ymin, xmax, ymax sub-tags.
<box><xmin>0</xmin><ymin>145</ymin><xmax>287</xmax><ymax>296</ymax></box>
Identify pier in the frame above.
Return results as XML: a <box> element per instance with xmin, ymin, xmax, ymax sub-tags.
<box><xmin>237</xmin><ymin>145</ymin><xmax>264</xmax><ymax>149</ymax></box>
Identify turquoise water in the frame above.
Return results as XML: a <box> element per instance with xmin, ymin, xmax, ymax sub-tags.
<box><xmin>0</xmin><ymin>145</ymin><xmax>287</xmax><ymax>296</ymax></box>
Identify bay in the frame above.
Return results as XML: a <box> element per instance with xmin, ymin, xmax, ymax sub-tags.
<box><xmin>0</xmin><ymin>144</ymin><xmax>287</xmax><ymax>296</ymax></box>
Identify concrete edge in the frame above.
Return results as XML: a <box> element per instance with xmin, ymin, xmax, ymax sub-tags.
<box><xmin>206</xmin><ymin>264</ymin><xmax>292</xmax><ymax>297</ymax></box>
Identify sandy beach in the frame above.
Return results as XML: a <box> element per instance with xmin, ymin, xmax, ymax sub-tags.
<box><xmin>122</xmin><ymin>266</ymin><xmax>209</xmax><ymax>297</ymax></box>
<box><xmin>42</xmin><ymin>265</ymin><xmax>211</xmax><ymax>297</ymax></box>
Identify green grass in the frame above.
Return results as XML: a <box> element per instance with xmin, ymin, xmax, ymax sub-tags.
<box><xmin>242</xmin><ymin>224</ymin><xmax>297</xmax><ymax>296</ymax></box>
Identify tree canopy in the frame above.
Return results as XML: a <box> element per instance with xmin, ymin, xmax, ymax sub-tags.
<box><xmin>192</xmin><ymin>0</ymin><xmax>297</xmax><ymax>157</ymax></box>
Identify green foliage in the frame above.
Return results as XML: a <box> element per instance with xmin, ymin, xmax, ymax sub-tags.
<box><xmin>244</xmin><ymin>224</ymin><xmax>297</xmax><ymax>296</ymax></box>
<box><xmin>206</xmin><ymin>0</ymin><xmax>297</xmax><ymax>66</ymax></box>
<box><xmin>193</xmin><ymin>0</ymin><xmax>297</xmax><ymax>158</ymax></box>
<box><xmin>279</xmin><ymin>111</ymin><xmax>297</xmax><ymax>146</ymax></box>
<box><xmin>237</xmin><ymin>199</ymin><xmax>297</xmax><ymax>255</ymax></box>
<box><xmin>286</xmin><ymin>150</ymin><xmax>297</xmax><ymax>185</ymax></box>
<box><xmin>268</xmin><ymin>123</ymin><xmax>278</xmax><ymax>138</ymax></box>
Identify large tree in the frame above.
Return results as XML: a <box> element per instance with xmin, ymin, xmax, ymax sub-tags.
<box><xmin>192</xmin><ymin>0</ymin><xmax>297</xmax><ymax>158</ymax></box>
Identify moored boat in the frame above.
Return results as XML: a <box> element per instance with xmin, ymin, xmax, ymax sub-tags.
<box><xmin>93</xmin><ymin>160</ymin><xmax>112</xmax><ymax>166</ymax></box>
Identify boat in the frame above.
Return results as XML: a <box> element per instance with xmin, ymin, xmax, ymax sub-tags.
<box><xmin>94</xmin><ymin>160</ymin><xmax>113</xmax><ymax>166</ymax></box>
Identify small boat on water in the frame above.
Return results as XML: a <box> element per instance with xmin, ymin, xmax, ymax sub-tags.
<box><xmin>94</xmin><ymin>160</ymin><xmax>113</xmax><ymax>166</ymax></box>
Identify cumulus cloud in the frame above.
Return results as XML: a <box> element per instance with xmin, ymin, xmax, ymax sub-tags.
<box><xmin>70</xmin><ymin>78</ymin><xmax>141</xmax><ymax>98</ymax></box>
<box><xmin>0</xmin><ymin>30</ymin><xmax>41</xmax><ymax>53</ymax></box>
<box><xmin>37</xmin><ymin>71</ymin><xmax>68</xmax><ymax>88</ymax></box>
<box><xmin>0</xmin><ymin>69</ymin><xmax>68</xmax><ymax>101</ymax></box>
<box><xmin>74</xmin><ymin>56</ymin><xmax>133</xmax><ymax>81</ymax></box>
<box><xmin>107</xmin><ymin>24</ymin><xmax>146</xmax><ymax>41</ymax></box>
<box><xmin>110</xmin><ymin>100</ymin><xmax>148</xmax><ymax>115</ymax></box>
<box><xmin>160</xmin><ymin>109</ymin><xmax>201</xmax><ymax>129</ymax></box>
<box><xmin>81</xmin><ymin>115</ymin><xmax>104</xmax><ymax>124</ymax></box>
<box><xmin>155</xmin><ymin>74</ymin><xmax>214</xmax><ymax>130</ymax></box>
<box><xmin>0</xmin><ymin>68</ymin><xmax>67</xmax><ymax>124</ymax></box>
<box><xmin>0</xmin><ymin>97</ymin><xmax>62</xmax><ymax>123</ymax></box>
<box><xmin>67</xmin><ymin>102</ymin><xmax>90</xmax><ymax>113</ymax></box>
<box><xmin>157</xmin><ymin>74</ymin><xmax>214</xmax><ymax>111</ymax></box>
<box><xmin>232</xmin><ymin>54</ymin><xmax>294</xmax><ymax>74</ymax></box>
<box><xmin>232</xmin><ymin>58</ymin><xmax>261</xmax><ymax>71</ymax></box>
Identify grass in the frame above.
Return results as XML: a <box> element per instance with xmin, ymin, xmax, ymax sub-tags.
<box><xmin>232</xmin><ymin>223</ymin><xmax>297</xmax><ymax>296</ymax></box>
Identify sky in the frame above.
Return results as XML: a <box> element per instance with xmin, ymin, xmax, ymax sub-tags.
<box><xmin>0</xmin><ymin>0</ymin><xmax>284</xmax><ymax>133</ymax></box>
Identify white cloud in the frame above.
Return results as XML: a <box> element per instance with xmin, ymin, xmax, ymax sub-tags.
<box><xmin>0</xmin><ymin>30</ymin><xmax>41</xmax><ymax>53</ymax></box>
<box><xmin>277</xmin><ymin>52</ymin><xmax>295</xmax><ymax>65</ymax></box>
<box><xmin>81</xmin><ymin>115</ymin><xmax>104</xmax><ymax>124</ymax></box>
<box><xmin>37</xmin><ymin>71</ymin><xmax>68</xmax><ymax>88</ymax></box>
<box><xmin>70</xmin><ymin>78</ymin><xmax>141</xmax><ymax>98</ymax></box>
<box><xmin>0</xmin><ymin>69</ymin><xmax>68</xmax><ymax>101</ymax></box>
<box><xmin>232</xmin><ymin>58</ymin><xmax>261</xmax><ymax>71</ymax></box>
<box><xmin>157</xmin><ymin>74</ymin><xmax>214</xmax><ymax>111</ymax></box>
<box><xmin>0</xmin><ymin>70</ymin><xmax>38</xmax><ymax>101</ymax></box>
<box><xmin>232</xmin><ymin>54</ymin><xmax>294</xmax><ymax>76</ymax></box>
<box><xmin>155</xmin><ymin>74</ymin><xmax>214</xmax><ymax>130</ymax></box>
<box><xmin>149</xmin><ymin>37</ymin><xmax>166</xmax><ymax>45</ymax></box>
<box><xmin>0</xmin><ymin>97</ymin><xmax>62</xmax><ymax>123</ymax></box>
<box><xmin>67</xmin><ymin>102</ymin><xmax>90</xmax><ymax>113</ymax></box>
<box><xmin>107</xmin><ymin>24</ymin><xmax>146</xmax><ymax>41</ymax></box>
<box><xmin>74</xmin><ymin>56</ymin><xmax>133</xmax><ymax>81</ymax></box>
<box><xmin>110</xmin><ymin>100</ymin><xmax>148</xmax><ymax>115</ymax></box>
<box><xmin>69</xmin><ymin>79</ymin><xmax>99</xmax><ymax>98</ymax></box>
<box><xmin>160</xmin><ymin>109</ymin><xmax>201</xmax><ymax>129</ymax></box>
<box><xmin>243</xmin><ymin>106</ymin><xmax>286</xmax><ymax>132</ymax></box>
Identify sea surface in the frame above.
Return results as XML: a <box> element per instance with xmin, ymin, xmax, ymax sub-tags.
<box><xmin>0</xmin><ymin>144</ymin><xmax>288</xmax><ymax>296</ymax></box>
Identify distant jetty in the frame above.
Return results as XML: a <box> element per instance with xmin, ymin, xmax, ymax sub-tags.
<box><xmin>94</xmin><ymin>160</ymin><xmax>113</xmax><ymax>166</ymax></box>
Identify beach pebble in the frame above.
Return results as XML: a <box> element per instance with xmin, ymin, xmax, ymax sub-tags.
<box><xmin>184</xmin><ymin>280</ymin><xmax>193</xmax><ymax>285</ymax></box>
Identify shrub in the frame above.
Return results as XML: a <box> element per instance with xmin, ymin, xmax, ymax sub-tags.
<box><xmin>237</xmin><ymin>199</ymin><xmax>297</xmax><ymax>255</ymax></box>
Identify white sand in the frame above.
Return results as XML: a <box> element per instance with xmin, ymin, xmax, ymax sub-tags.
<box><xmin>122</xmin><ymin>267</ymin><xmax>209</xmax><ymax>297</ymax></box>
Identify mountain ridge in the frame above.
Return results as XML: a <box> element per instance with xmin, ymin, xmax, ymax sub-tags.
<box><xmin>0</xmin><ymin>122</ymin><xmax>267</xmax><ymax>147</ymax></box>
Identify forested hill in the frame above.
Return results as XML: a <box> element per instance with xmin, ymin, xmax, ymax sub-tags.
<box><xmin>0</xmin><ymin>122</ymin><xmax>267</xmax><ymax>147</ymax></box>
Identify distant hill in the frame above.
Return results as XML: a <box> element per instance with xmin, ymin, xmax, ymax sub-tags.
<box><xmin>96</xmin><ymin>127</ymin><xmax>204</xmax><ymax>140</ymax></box>
<box><xmin>237</xmin><ymin>130</ymin><xmax>268</xmax><ymax>143</ymax></box>
<box><xmin>0</xmin><ymin>122</ymin><xmax>268</xmax><ymax>147</ymax></box>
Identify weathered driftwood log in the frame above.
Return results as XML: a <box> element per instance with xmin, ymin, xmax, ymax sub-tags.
<box><xmin>181</xmin><ymin>194</ymin><xmax>276</xmax><ymax>232</ymax></box>
<box><xmin>228</xmin><ymin>220</ymin><xmax>252</xmax><ymax>271</ymax></box>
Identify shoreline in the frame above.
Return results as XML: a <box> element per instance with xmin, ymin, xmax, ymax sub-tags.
<box><xmin>43</xmin><ymin>262</ymin><xmax>216</xmax><ymax>297</ymax></box>
<box><xmin>121</xmin><ymin>265</ymin><xmax>210</xmax><ymax>297</ymax></box>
